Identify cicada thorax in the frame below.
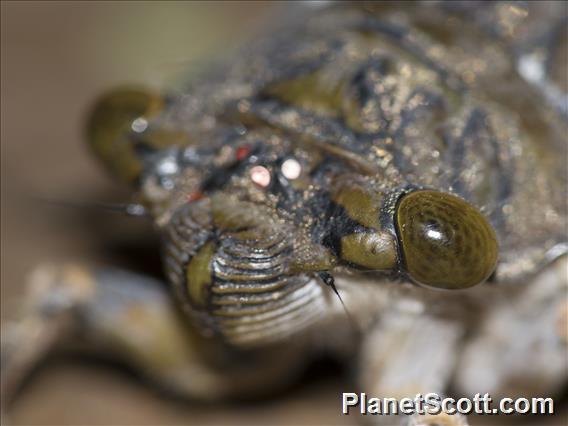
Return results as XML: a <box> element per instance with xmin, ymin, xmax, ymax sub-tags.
<box><xmin>162</xmin><ymin>194</ymin><xmax>329</xmax><ymax>347</ymax></box>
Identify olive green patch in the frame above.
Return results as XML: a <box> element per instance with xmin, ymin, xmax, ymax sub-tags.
<box><xmin>263</xmin><ymin>72</ymin><xmax>344</xmax><ymax>117</ymax></box>
<box><xmin>186</xmin><ymin>241</ymin><xmax>216</xmax><ymax>308</ymax></box>
<box><xmin>263</xmin><ymin>70</ymin><xmax>367</xmax><ymax>133</ymax></box>
<box><xmin>210</xmin><ymin>194</ymin><xmax>273</xmax><ymax>232</ymax></box>
<box><xmin>340</xmin><ymin>232</ymin><xmax>397</xmax><ymax>270</ymax></box>
<box><xmin>332</xmin><ymin>185</ymin><xmax>380</xmax><ymax>229</ymax></box>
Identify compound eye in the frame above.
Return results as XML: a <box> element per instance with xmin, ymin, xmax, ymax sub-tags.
<box><xmin>87</xmin><ymin>87</ymin><xmax>164</xmax><ymax>183</ymax></box>
<box><xmin>395</xmin><ymin>190</ymin><xmax>498</xmax><ymax>289</ymax></box>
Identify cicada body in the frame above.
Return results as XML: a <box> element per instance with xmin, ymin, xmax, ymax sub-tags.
<box><xmin>3</xmin><ymin>3</ymin><xmax>567</xmax><ymax>425</ymax></box>
<box><xmin>88</xmin><ymin>2</ymin><xmax>566</xmax><ymax>344</ymax></box>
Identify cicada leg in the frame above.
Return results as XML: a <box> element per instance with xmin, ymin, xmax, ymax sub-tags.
<box><xmin>0</xmin><ymin>262</ymin><xmax>311</xmax><ymax>420</ymax></box>
<box><xmin>1</xmin><ymin>264</ymin><xmax>94</xmax><ymax>408</ymax></box>
<box><xmin>357</xmin><ymin>303</ymin><xmax>468</xmax><ymax>426</ymax></box>
<box><xmin>455</xmin><ymin>255</ymin><xmax>568</xmax><ymax>400</ymax></box>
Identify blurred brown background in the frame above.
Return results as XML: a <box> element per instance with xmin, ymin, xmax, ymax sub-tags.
<box><xmin>1</xmin><ymin>2</ymin><xmax>566</xmax><ymax>426</ymax></box>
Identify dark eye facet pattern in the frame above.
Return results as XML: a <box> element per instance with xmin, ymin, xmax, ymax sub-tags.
<box><xmin>395</xmin><ymin>190</ymin><xmax>498</xmax><ymax>289</ymax></box>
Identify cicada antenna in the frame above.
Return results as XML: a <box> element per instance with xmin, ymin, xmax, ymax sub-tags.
<box><xmin>33</xmin><ymin>197</ymin><xmax>149</xmax><ymax>218</ymax></box>
<box><xmin>317</xmin><ymin>271</ymin><xmax>360</xmax><ymax>334</ymax></box>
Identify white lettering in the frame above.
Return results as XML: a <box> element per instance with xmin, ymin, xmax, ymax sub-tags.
<box><xmin>342</xmin><ymin>393</ymin><xmax>358</xmax><ymax>414</ymax></box>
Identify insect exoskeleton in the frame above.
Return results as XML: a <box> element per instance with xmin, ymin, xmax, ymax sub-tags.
<box><xmin>164</xmin><ymin>194</ymin><xmax>329</xmax><ymax>347</ymax></box>
<box><xmin>395</xmin><ymin>190</ymin><xmax>498</xmax><ymax>289</ymax></box>
<box><xmin>329</xmin><ymin>176</ymin><xmax>498</xmax><ymax>290</ymax></box>
<box><xmin>86</xmin><ymin>86</ymin><xmax>190</xmax><ymax>184</ymax></box>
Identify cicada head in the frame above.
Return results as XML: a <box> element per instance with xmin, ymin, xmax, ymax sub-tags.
<box><xmin>330</xmin><ymin>177</ymin><xmax>498</xmax><ymax>289</ymax></box>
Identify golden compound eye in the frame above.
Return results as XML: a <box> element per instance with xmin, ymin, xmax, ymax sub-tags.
<box><xmin>395</xmin><ymin>190</ymin><xmax>498</xmax><ymax>290</ymax></box>
<box><xmin>87</xmin><ymin>86</ymin><xmax>164</xmax><ymax>183</ymax></box>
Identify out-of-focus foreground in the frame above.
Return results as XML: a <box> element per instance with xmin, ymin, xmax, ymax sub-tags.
<box><xmin>1</xmin><ymin>3</ymin><xmax>349</xmax><ymax>425</ymax></box>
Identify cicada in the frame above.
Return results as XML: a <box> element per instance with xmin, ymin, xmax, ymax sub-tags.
<box><xmin>2</xmin><ymin>3</ymin><xmax>567</xmax><ymax>425</ymax></box>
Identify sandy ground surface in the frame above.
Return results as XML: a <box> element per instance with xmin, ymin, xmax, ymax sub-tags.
<box><xmin>1</xmin><ymin>2</ymin><xmax>566</xmax><ymax>426</ymax></box>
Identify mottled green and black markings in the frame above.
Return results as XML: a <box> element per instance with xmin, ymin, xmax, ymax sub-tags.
<box><xmin>395</xmin><ymin>190</ymin><xmax>498</xmax><ymax>289</ymax></box>
<box><xmin>89</xmin><ymin>5</ymin><xmax>527</xmax><ymax>348</ymax></box>
<box><xmin>223</xmin><ymin>15</ymin><xmax>503</xmax><ymax>289</ymax></box>
<box><xmin>320</xmin><ymin>178</ymin><xmax>398</xmax><ymax>271</ymax></box>
<box><xmin>448</xmin><ymin>108</ymin><xmax>512</xmax><ymax>229</ymax></box>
